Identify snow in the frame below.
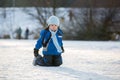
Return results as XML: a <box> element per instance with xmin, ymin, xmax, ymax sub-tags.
<box><xmin>0</xmin><ymin>40</ymin><xmax>120</xmax><ymax>80</ymax></box>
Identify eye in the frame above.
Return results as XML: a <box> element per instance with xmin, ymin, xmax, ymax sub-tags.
<box><xmin>50</xmin><ymin>24</ymin><xmax>57</xmax><ymax>26</ymax></box>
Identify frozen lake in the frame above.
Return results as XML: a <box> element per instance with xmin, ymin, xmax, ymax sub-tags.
<box><xmin>0</xmin><ymin>40</ymin><xmax>120</xmax><ymax>80</ymax></box>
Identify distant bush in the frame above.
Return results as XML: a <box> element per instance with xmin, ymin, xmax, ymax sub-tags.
<box><xmin>3</xmin><ymin>34</ymin><xmax>10</xmax><ymax>39</ymax></box>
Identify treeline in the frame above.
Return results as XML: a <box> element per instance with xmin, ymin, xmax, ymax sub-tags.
<box><xmin>23</xmin><ymin>7</ymin><xmax>120</xmax><ymax>40</ymax></box>
<box><xmin>0</xmin><ymin>7</ymin><xmax>120</xmax><ymax>40</ymax></box>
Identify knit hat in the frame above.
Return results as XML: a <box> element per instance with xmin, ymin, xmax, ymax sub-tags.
<box><xmin>47</xmin><ymin>15</ymin><xmax>60</xmax><ymax>26</ymax></box>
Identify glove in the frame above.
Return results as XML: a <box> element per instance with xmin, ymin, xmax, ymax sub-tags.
<box><xmin>34</xmin><ymin>48</ymin><xmax>39</xmax><ymax>57</ymax></box>
<box><xmin>61</xmin><ymin>46</ymin><xmax>64</xmax><ymax>53</ymax></box>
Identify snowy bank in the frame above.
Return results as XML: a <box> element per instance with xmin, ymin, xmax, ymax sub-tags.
<box><xmin>0</xmin><ymin>40</ymin><xmax>120</xmax><ymax>80</ymax></box>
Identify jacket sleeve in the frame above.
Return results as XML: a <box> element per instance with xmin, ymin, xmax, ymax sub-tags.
<box><xmin>59</xmin><ymin>29</ymin><xmax>64</xmax><ymax>47</ymax></box>
<box><xmin>35</xmin><ymin>30</ymin><xmax>45</xmax><ymax>50</ymax></box>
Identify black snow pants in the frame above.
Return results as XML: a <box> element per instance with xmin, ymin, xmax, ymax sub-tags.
<box><xmin>36</xmin><ymin>55</ymin><xmax>62</xmax><ymax>66</ymax></box>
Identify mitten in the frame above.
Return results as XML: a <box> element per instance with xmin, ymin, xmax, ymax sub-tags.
<box><xmin>34</xmin><ymin>48</ymin><xmax>39</xmax><ymax>57</ymax></box>
<box><xmin>61</xmin><ymin>46</ymin><xmax>64</xmax><ymax>53</ymax></box>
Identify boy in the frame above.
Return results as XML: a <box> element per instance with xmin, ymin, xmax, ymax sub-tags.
<box><xmin>33</xmin><ymin>15</ymin><xmax>64</xmax><ymax>66</ymax></box>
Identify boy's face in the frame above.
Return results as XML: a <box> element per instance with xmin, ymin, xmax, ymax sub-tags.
<box><xmin>49</xmin><ymin>24</ymin><xmax>58</xmax><ymax>31</ymax></box>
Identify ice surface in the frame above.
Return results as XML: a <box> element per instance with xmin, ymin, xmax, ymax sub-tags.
<box><xmin>0</xmin><ymin>40</ymin><xmax>120</xmax><ymax>80</ymax></box>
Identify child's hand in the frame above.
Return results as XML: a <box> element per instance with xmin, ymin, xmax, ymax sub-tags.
<box><xmin>34</xmin><ymin>48</ymin><xmax>39</xmax><ymax>57</ymax></box>
<box><xmin>61</xmin><ymin>46</ymin><xmax>64</xmax><ymax>53</ymax></box>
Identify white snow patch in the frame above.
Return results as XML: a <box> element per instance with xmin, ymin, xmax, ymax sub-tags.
<box><xmin>0</xmin><ymin>40</ymin><xmax>120</xmax><ymax>80</ymax></box>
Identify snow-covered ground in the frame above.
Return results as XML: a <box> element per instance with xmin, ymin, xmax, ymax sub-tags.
<box><xmin>0</xmin><ymin>40</ymin><xmax>120</xmax><ymax>80</ymax></box>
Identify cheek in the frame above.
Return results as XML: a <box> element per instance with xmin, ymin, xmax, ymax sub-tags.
<box><xmin>53</xmin><ymin>27</ymin><xmax>56</xmax><ymax>29</ymax></box>
<box><xmin>54</xmin><ymin>26</ymin><xmax>58</xmax><ymax>29</ymax></box>
<box><xmin>49</xmin><ymin>26</ymin><xmax>53</xmax><ymax>29</ymax></box>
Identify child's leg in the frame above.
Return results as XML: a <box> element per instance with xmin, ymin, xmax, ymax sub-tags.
<box><xmin>53</xmin><ymin>55</ymin><xmax>62</xmax><ymax>66</ymax></box>
<box><xmin>34</xmin><ymin>55</ymin><xmax>62</xmax><ymax>66</ymax></box>
<box><xmin>35</xmin><ymin>55</ymin><xmax>45</xmax><ymax>66</ymax></box>
<box><xmin>35</xmin><ymin>55</ymin><xmax>53</xmax><ymax>66</ymax></box>
<box><xmin>43</xmin><ymin>55</ymin><xmax>53</xmax><ymax>66</ymax></box>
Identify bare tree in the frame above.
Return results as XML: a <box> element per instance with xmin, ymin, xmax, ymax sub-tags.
<box><xmin>62</xmin><ymin>8</ymin><xmax>120</xmax><ymax>40</ymax></box>
<box><xmin>23</xmin><ymin>6</ymin><xmax>68</xmax><ymax>39</ymax></box>
<box><xmin>24</xmin><ymin>7</ymin><xmax>53</xmax><ymax>28</ymax></box>
<box><xmin>97</xmin><ymin>8</ymin><xmax>120</xmax><ymax>40</ymax></box>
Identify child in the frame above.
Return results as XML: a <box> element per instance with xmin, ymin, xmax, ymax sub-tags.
<box><xmin>33</xmin><ymin>15</ymin><xmax>64</xmax><ymax>66</ymax></box>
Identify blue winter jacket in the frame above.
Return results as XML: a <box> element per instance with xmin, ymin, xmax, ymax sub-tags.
<box><xmin>35</xmin><ymin>28</ymin><xmax>63</xmax><ymax>55</ymax></box>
